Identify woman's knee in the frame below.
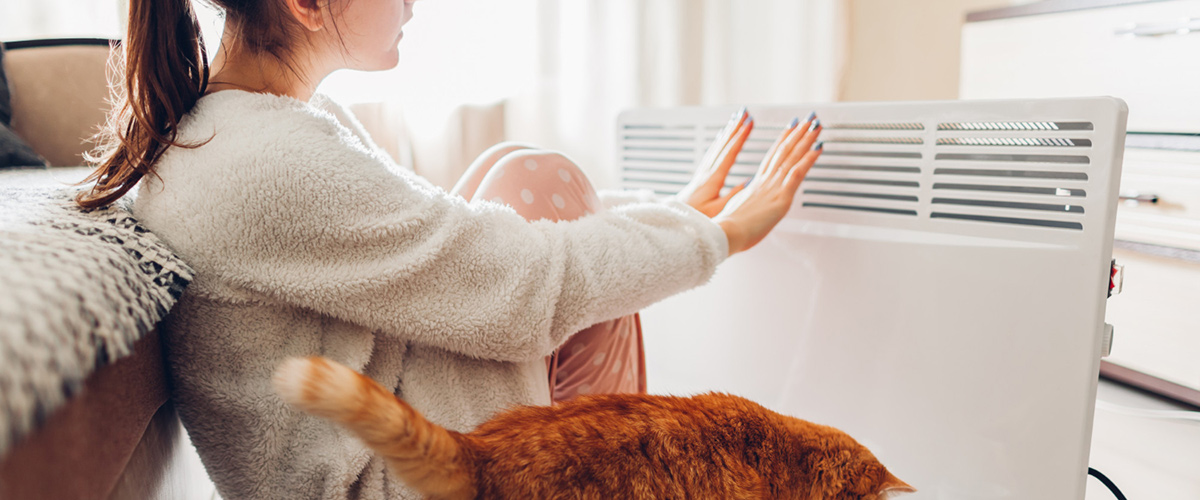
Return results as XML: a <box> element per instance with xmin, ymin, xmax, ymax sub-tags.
<box><xmin>481</xmin><ymin>142</ymin><xmax>538</xmax><ymax>166</ymax></box>
<box><xmin>452</xmin><ymin>142</ymin><xmax>539</xmax><ymax>199</ymax></box>
<box><xmin>477</xmin><ymin>150</ymin><xmax>601</xmax><ymax>221</ymax></box>
<box><xmin>495</xmin><ymin>149</ymin><xmax>584</xmax><ymax>178</ymax></box>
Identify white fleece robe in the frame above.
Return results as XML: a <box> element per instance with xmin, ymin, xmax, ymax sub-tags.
<box><xmin>131</xmin><ymin>90</ymin><xmax>728</xmax><ymax>500</ymax></box>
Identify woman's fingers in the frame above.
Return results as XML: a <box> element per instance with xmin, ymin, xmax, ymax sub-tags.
<box><xmin>700</xmin><ymin>108</ymin><xmax>749</xmax><ymax>173</ymax></box>
<box><xmin>768</xmin><ymin>118</ymin><xmax>802</xmax><ymax>173</ymax></box>
<box><xmin>785</xmin><ymin>143</ymin><xmax>823</xmax><ymax>191</ymax></box>
<box><xmin>781</xmin><ymin>119</ymin><xmax>821</xmax><ymax>171</ymax></box>
<box><xmin>715</xmin><ymin>117</ymin><xmax>753</xmax><ymax>178</ymax></box>
<box><xmin>760</xmin><ymin>112</ymin><xmax>817</xmax><ymax>181</ymax></box>
<box><xmin>756</xmin><ymin>118</ymin><xmax>797</xmax><ymax>180</ymax></box>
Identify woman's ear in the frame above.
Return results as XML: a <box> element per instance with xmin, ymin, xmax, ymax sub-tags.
<box><xmin>283</xmin><ymin>0</ymin><xmax>325</xmax><ymax>31</ymax></box>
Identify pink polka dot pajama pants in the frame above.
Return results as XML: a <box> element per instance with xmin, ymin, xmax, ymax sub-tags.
<box><xmin>451</xmin><ymin>142</ymin><xmax>647</xmax><ymax>404</ymax></box>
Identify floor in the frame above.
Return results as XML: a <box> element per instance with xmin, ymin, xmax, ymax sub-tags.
<box><xmin>1085</xmin><ymin>378</ymin><xmax>1200</xmax><ymax>500</ymax></box>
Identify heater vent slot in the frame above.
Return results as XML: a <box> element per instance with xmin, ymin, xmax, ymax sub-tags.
<box><xmin>811</xmin><ymin>164</ymin><xmax>921</xmax><ymax>174</ymax></box>
<box><xmin>622</xmin><ymin>155</ymin><xmax>692</xmax><ymax>164</ymax></box>
<box><xmin>825</xmin><ymin>122</ymin><xmax>924</xmax><ymax>130</ymax></box>
<box><xmin>932</xmin><ymin>183</ymin><xmax>1086</xmax><ymax>197</ymax></box>
<box><xmin>827</xmin><ymin>137</ymin><xmax>924</xmax><ymax>145</ymax></box>
<box><xmin>934</xmin><ymin>153</ymin><xmax>1089</xmax><ymax>164</ymax></box>
<box><xmin>802</xmin><ymin>203</ymin><xmax>918</xmax><ymax>217</ymax></box>
<box><xmin>822</xmin><ymin>151</ymin><xmax>923</xmax><ymax>160</ymax></box>
<box><xmin>931</xmin><ymin>197</ymin><xmax>1084</xmax><ymax>214</ymax></box>
<box><xmin>803</xmin><ymin>190</ymin><xmax>919</xmax><ymax>202</ymax></box>
<box><xmin>937</xmin><ymin>121</ymin><xmax>1094</xmax><ymax>131</ymax></box>
<box><xmin>932</xmin><ymin>168</ymin><xmax>1088</xmax><ymax>180</ymax></box>
<box><xmin>936</xmin><ymin>137</ymin><xmax>1091</xmax><ymax>147</ymax></box>
<box><xmin>930</xmin><ymin>212</ymin><xmax>1083</xmax><ymax>230</ymax></box>
<box><xmin>623</xmin><ymin>145</ymin><xmax>693</xmax><ymax>152</ymax></box>
<box><xmin>805</xmin><ymin>177</ymin><xmax>920</xmax><ymax>188</ymax></box>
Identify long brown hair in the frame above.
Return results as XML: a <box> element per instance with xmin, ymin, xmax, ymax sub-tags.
<box><xmin>77</xmin><ymin>0</ymin><xmax>309</xmax><ymax>209</ymax></box>
<box><xmin>76</xmin><ymin>0</ymin><xmax>208</xmax><ymax>209</ymax></box>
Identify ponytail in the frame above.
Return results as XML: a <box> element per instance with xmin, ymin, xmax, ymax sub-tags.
<box><xmin>77</xmin><ymin>0</ymin><xmax>209</xmax><ymax>209</ymax></box>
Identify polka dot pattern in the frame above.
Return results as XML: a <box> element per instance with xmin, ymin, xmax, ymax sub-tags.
<box><xmin>464</xmin><ymin>148</ymin><xmax>641</xmax><ymax>404</ymax></box>
<box><xmin>547</xmin><ymin>315</ymin><xmax>642</xmax><ymax>403</ymax></box>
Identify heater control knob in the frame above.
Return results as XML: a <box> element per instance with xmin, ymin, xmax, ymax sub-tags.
<box><xmin>1101</xmin><ymin>323</ymin><xmax>1114</xmax><ymax>358</ymax></box>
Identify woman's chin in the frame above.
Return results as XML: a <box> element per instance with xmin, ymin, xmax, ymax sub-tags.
<box><xmin>380</xmin><ymin>47</ymin><xmax>402</xmax><ymax>70</ymax></box>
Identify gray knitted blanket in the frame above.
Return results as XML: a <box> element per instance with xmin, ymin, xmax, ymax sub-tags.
<box><xmin>0</xmin><ymin>179</ymin><xmax>192</xmax><ymax>456</ymax></box>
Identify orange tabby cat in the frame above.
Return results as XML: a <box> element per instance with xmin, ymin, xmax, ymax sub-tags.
<box><xmin>273</xmin><ymin>356</ymin><xmax>915</xmax><ymax>500</ymax></box>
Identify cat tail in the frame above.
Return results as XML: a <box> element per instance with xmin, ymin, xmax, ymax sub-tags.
<box><xmin>273</xmin><ymin>356</ymin><xmax>478</xmax><ymax>500</ymax></box>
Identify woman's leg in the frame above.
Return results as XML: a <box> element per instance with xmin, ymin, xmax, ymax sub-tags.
<box><xmin>465</xmin><ymin>148</ymin><xmax>646</xmax><ymax>403</ymax></box>
<box><xmin>451</xmin><ymin>142</ymin><xmax>535</xmax><ymax>200</ymax></box>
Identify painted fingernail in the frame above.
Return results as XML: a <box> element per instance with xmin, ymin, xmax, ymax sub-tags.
<box><xmin>805</xmin><ymin>111</ymin><xmax>816</xmax><ymax>123</ymax></box>
<box><xmin>742</xmin><ymin>176</ymin><xmax>753</xmax><ymax>187</ymax></box>
<box><xmin>813</xmin><ymin>141</ymin><xmax>824</xmax><ymax>151</ymax></box>
<box><xmin>746</xmin><ymin>117</ymin><xmax>754</xmax><ymax>127</ymax></box>
<box><xmin>789</xmin><ymin>117</ymin><xmax>800</xmax><ymax>128</ymax></box>
<box><xmin>809</xmin><ymin>119</ymin><xmax>821</xmax><ymax>132</ymax></box>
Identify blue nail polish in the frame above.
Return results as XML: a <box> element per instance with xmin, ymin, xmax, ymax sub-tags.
<box><xmin>746</xmin><ymin>117</ymin><xmax>754</xmax><ymax>126</ymax></box>
<box><xmin>742</xmin><ymin>176</ymin><xmax>753</xmax><ymax>187</ymax></box>
<box><xmin>805</xmin><ymin>111</ymin><xmax>816</xmax><ymax>123</ymax></box>
<box><xmin>789</xmin><ymin>117</ymin><xmax>800</xmax><ymax>128</ymax></box>
<box><xmin>809</xmin><ymin>119</ymin><xmax>821</xmax><ymax>132</ymax></box>
<box><xmin>813</xmin><ymin>141</ymin><xmax>824</xmax><ymax>151</ymax></box>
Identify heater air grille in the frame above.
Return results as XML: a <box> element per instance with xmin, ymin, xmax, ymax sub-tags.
<box><xmin>618</xmin><ymin>106</ymin><xmax>1107</xmax><ymax>236</ymax></box>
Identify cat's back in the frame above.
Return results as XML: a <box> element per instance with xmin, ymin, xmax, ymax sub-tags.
<box><xmin>467</xmin><ymin>393</ymin><xmax>787</xmax><ymax>499</ymax></box>
<box><xmin>473</xmin><ymin>392</ymin><xmax>776</xmax><ymax>440</ymax></box>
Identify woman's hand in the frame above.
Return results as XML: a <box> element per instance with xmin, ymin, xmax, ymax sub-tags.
<box><xmin>715</xmin><ymin>113</ymin><xmax>822</xmax><ymax>255</ymax></box>
<box><xmin>677</xmin><ymin>108</ymin><xmax>754</xmax><ymax>217</ymax></box>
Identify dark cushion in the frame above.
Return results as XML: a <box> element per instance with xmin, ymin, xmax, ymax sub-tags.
<box><xmin>0</xmin><ymin>124</ymin><xmax>46</xmax><ymax>167</ymax></box>
<box><xmin>0</xmin><ymin>45</ymin><xmax>12</xmax><ymax>125</ymax></box>
<box><xmin>0</xmin><ymin>45</ymin><xmax>48</xmax><ymax>168</ymax></box>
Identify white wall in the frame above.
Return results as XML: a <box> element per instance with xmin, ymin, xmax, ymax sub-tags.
<box><xmin>839</xmin><ymin>0</ymin><xmax>1023</xmax><ymax>102</ymax></box>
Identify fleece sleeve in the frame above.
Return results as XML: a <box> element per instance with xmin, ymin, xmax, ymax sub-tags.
<box><xmin>596</xmin><ymin>188</ymin><xmax>667</xmax><ymax>209</ymax></box>
<box><xmin>196</xmin><ymin>111</ymin><xmax>728</xmax><ymax>363</ymax></box>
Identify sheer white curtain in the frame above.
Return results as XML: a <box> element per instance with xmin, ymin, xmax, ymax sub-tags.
<box><xmin>319</xmin><ymin>0</ymin><xmax>846</xmax><ymax>190</ymax></box>
<box><xmin>0</xmin><ymin>0</ymin><xmax>124</xmax><ymax>41</ymax></box>
<box><xmin>508</xmin><ymin>0</ymin><xmax>847</xmax><ymax>188</ymax></box>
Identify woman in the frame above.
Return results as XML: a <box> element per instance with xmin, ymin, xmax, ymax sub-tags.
<box><xmin>77</xmin><ymin>0</ymin><xmax>823</xmax><ymax>498</ymax></box>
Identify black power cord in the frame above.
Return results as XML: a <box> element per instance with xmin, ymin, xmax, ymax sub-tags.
<box><xmin>1088</xmin><ymin>467</ymin><xmax>1128</xmax><ymax>500</ymax></box>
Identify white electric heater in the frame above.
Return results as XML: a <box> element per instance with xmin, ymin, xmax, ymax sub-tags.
<box><xmin>617</xmin><ymin>98</ymin><xmax>1127</xmax><ymax>500</ymax></box>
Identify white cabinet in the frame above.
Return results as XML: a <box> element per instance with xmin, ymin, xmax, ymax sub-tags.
<box><xmin>962</xmin><ymin>0</ymin><xmax>1200</xmax><ymax>134</ymax></box>
<box><xmin>962</xmin><ymin>0</ymin><xmax>1200</xmax><ymax>405</ymax></box>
